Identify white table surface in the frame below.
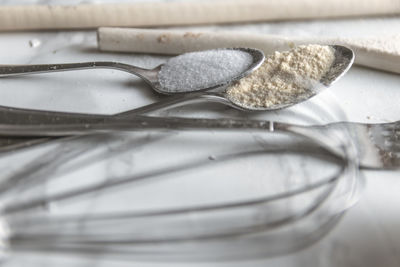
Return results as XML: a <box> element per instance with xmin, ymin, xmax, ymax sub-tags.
<box><xmin>0</xmin><ymin>1</ymin><xmax>399</xmax><ymax>267</ymax></box>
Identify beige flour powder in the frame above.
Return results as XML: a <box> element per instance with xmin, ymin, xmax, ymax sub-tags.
<box><xmin>226</xmin><ymin>44</ymin><xmax>335</xmax><ymax>109</ymax></box>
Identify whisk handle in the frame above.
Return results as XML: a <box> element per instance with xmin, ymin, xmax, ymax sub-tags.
<box><xmin>0</xmin><ymin>115</ymin><xmax>275</xmax><ymax>136</ymax></box>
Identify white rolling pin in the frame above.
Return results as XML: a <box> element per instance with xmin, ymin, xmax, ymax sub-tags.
<box><xmin>1</xmin><ymin>0</ymin><xmax>400</xmax><ymax>31</ymax></box>
<box><xmin>98</xmin><ymin>28</ymin><xmax>400</xmax><ymax>74</ymax></box>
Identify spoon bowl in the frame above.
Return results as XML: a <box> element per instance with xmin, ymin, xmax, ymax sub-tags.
<box><xmin>224</xmin><ymin>45</ymin><xmax>355</xmax><ymax>111</ymax></box>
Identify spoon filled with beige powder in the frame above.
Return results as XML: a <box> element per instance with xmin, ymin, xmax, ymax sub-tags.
<box><xmin>129</xmin><ymin>44</ymin><xmax>354</xmax><ymax>115</ymax></box>
<box><xmin>225</xmin><ymin>44</ymin><xmax>353</xmax><ymax>110</ymax></box>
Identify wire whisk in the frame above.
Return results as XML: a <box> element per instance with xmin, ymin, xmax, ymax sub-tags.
<box><xmin>0</xmin><ymin>123</ymin><xmax>361</xmax><ymax>261</ymax></box>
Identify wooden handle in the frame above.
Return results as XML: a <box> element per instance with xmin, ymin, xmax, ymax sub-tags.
<box><xmin>1</xmin><ymin>0</ymin><xmax>400</xmax><ymax>31</ymax></box>
<box><xmin>98</xmin><ymin>28</ymin><xmax>294</xmax><ymax>55</ymax></box>
<box><xmin>97</xmin><ymin>28</ymin><xmax>400</xmax><ymax>74</ymax></box>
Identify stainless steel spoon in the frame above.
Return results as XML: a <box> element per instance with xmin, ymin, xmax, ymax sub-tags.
<box><xmin>0</xmin><ymin>47</ymin><xmax>264</xmax><ymax>94</ymax></box>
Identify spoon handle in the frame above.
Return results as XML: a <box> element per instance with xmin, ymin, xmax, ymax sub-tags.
<box><xmin>0</xmin><ymin>61</ymin><xmax>153</xmax><ymax>78</ymax></box>
<box><xmin>0</xmin><ymin>91</ymin><xmax>219</xmax><ymax>125</ymax></box>
<box><xmin>119</xmin><ymin>92</ymin><xmax>231</xmax><ymax>116</ymax></box>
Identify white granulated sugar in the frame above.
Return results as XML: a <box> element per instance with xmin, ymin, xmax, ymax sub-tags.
<box><xmin>158</xmin><ymin>49</ymin><xmax>253</xmax><ymax>92</ymax></box>
<box><xmin>226</xmin><ymin>45</ymin><xmax>335</xmax><ymax>109</ymax></box>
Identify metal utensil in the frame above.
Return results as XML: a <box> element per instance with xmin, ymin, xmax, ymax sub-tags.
<box><xmin>0</xmin><ymin>113</ymin><xmax>398</xmax><ymax>170</ymax></box>
<box><xmin>0</xmin><ymin>124</ymin><xmax>360</xmax><ymax>261</ymax></box>
<box><xmin>0</xmin><ymin>47</ymin><xmax>264</xmax><ymax>94</ymax></box>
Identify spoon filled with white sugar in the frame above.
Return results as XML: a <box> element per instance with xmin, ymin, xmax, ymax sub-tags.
<box><xmin>0</xmin><ymin>48</ymin><xmax>264</xmax><ymax>94</ymax></box>
<box><xmin>129</xmin><ymin>44</ymin><xmax>354</xmax><ymax>114</ymax></box>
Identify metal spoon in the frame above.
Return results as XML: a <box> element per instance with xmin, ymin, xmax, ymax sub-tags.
<box><xmin>0</xmin><ymin>47</ymin><xmax>264</xmax><ymax>94</ymax></box>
